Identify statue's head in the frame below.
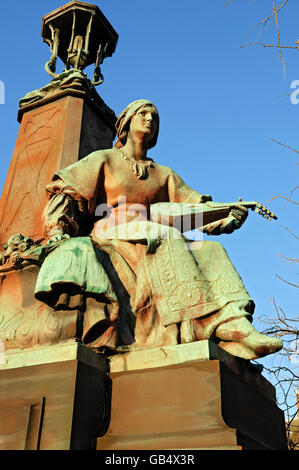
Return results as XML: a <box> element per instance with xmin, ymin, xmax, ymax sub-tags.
<box><xmin>114</xmin><ymin>99</ymin><xmax>159</xmax><ymax>150</ymax></box>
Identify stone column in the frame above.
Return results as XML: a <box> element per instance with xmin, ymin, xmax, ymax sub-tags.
<box><xmin>0</xmin><ymin>78</ymin><xmax>116</xmax><ymax>245</ymax></box>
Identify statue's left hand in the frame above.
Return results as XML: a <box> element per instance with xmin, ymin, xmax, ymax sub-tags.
<box><xmin>227</xmin><ymin>205</ymin><xmax>248</xmax><ymax>230</ymax></box>
<box><xmin>221</xmin><ymin>206</ymin><xmax>248</xmax><ymax>233</ymax></box>
<box><xmin>217</xmin><ymin>205</ymin><xmax>248</xmax><ymax>235</ymax></box>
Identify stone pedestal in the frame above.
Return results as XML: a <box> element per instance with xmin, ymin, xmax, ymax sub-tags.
<box><xmin>0</xmin><ymin>342</ymin><xmax>111</xmax><ymax>450</ymax></box>
<box><xmin>97</xmin><ymin>341</ymin><xmax>288</xmax><ymax>450</ymax></box>
<box><xmin>0</xmin><ymin>340</ymin><xmax>288</xmax><ymax>450</ymax></box>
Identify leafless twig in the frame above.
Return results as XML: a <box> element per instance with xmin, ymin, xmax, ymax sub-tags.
<box><xmin>289</xmin><ymin>186</ymin><xmax>299</xmax><ymax>199</ymax></box>
<box><xmin>221</xmin><ymin>0</ymin><xmax>233</xmax><ymax>9</ymax></box>
<box><xmin>270</xmin><ymin>138</ymin><xmax>299</xmax><ymax>156</ymax></box>
<box><xmin>275</xmin><ymin>274</ymin><xmax>299</xmax><ymax>288</ymax></box>
<box><xmin>224</xmin><ymin>0</ymin><xmax>292</xmax><ymax>76</ymax></box>
<box><xmin>240</xmin><ymin>42</ymin><xmax>296</xmax><ymax>50</ymax></box>
<box><xmin>273</xmin><ymin>0</ymin><xmax>286</xmax><ymax>78</ymax></box>
<box><xmin>279</xmin><ymin>253</ymin><xmax>299</xmax><ymax>263</ymax></box>
<box><xmin>276</xmin><ymin>224</ymin><xmax>299</xmax><ymax>241</ymax></box>
<box><xmin>268</xmin><ymin>195</ymin><xmax>299</xmax><ymax>205</ymax></box>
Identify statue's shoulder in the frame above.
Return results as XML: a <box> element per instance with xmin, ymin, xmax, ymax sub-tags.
<box><xmin>153</xmin><ymin>161</ymin><xmax>179</xmax><ymax>179</ymax></box>
<box><xmin>57</xmin><ymin>149</ymin><xmax>114</xmax><ymax>179</ymax></box>
<box><xmin>79</xmin><ymin>148</ymin><xmax>114</xmax><ymax>165</ymax></box>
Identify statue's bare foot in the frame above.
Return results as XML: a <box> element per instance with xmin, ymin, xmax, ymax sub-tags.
<box><xmin>218</xmin><ymin>341</ymin><xmax>260</xmax><ymax>360</ymax></box>
<box><xmin>215</xmin><ymin>317</ymin><xmax>283</xmax><ymax>359</ymax></box>
<box><xmin>242</xmin><ymin>331</ymin><xmax>283</xmax><ymax>358</ymax></box>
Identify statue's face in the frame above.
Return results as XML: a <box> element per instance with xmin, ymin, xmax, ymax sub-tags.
<box><xmin>129</xmin><ymin>105</ymin><xmax>158</xmax><ymax>144</ymax></box>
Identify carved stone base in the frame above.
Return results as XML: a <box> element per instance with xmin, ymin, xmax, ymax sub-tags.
<box><xmin>98</xmin><ymin>341</ymin><xmax>288</xmax><ymax>450</ymax></box>
<box><xmin>0</xmin><ymin>342</ymin><xmax>111</xmax><ymax>450</ymax></box>
<box><xmin>0</xmin><ymin>267</ymin><xmax>78</xmax><ymax>350</ymax></box>
<box><xmin>0</xmin><ymin>340</ymin><xmax>288</xmax><ymax>450</ymax></box>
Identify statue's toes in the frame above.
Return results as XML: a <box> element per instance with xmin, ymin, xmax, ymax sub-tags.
<box><xmin>218</xmin><ymin>341</ymin><xmax>259</xmax><ymax>360</ymax></box>
<box><xmin>244</xmin><ymin>334</ymin><xmax>283</xmax><ymax>358</ymax></box>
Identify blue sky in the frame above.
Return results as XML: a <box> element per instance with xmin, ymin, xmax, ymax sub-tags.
<box><xmin>0</xmin><ymin>1</ymin><xmax>298</xmax><ymax>389</ymax></box>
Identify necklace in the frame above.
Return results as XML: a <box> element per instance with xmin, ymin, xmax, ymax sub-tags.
<box><xmin>116</xmin><ymin>148</ymin><xmax>154</xmax><ymax>179</ymax></box>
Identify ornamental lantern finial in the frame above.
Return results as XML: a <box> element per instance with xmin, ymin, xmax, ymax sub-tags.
<box><xmin>41</xmin><ymin>1</ymin><xmax>118</xmax><ymax>86</ymax></box>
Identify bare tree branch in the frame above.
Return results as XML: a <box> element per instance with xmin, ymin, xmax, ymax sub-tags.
<box><xmin>240</xmin><ymin>42</ymin><xmax>296</xmax><ymax>50</ymax></box>
<box><xmin>279</xmin><ymin>254</ymin><xmax>299</xmax><ymax>263</ymax></box>
<box><xmin>275</xmin><ymin>274</ymin><xmax>299</xmax><ymax>288</ymax></box>
<box><xmin>289</xmin><ymin>186</ymin><xmax>299</xmax><ymax>199</ymax></box>
<box><xmin>273</xmin><ymin>0</ymin><xmax>286</xmax><ymax>78</ymax></box>
<box><xmin>221</xmin><ymin>0</ymin><xmax>233</xmax><ymax>9</ymax></box>
<box><xmin>226</xmin><ymin>0</ymin><xmax>293</xmax><ymax>76</ymax></box>
<box><xmin>267</xmin><ymin>194</ymin><xmax>299</xmax><ymax>205</ymax></box>
<box><xmin>270</xmin><ymin>138</ymin><xmax>299</xmax><ymax>156</ymax></box>
<box><xmin>224</xmin><ymin>0</ymin><xmax>298</xmax><ymax>450</ymax></box>
<box><xmin>277</xmin><ymin>225</ymin><xmax>299</xmax><ymax>241</ymax></box>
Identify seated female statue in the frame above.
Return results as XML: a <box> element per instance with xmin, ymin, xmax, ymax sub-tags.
<box><xmin>35</xmin><ymin>99</ymin><xmax>282</xmax><ymax>360</ymax></box>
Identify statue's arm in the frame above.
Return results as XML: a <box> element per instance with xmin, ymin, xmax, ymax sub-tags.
<box><xmin>43</xmin><ymin>150</ymin><xmax>109</xmax><ymax>241</ymax></box>
<box><xmin>167</xmin><ymin>170</ymin><xmax>212</xmax><ymax>204</ymax></box>
<box><xmin>43</xmin><ymin>179</ymin><xmax>89</xmax><ymax>241</ymax></box>
<box><xmin>167</xmin><ymin>169</ymin><xmax>248</xmax><ymax>235</ymax></box>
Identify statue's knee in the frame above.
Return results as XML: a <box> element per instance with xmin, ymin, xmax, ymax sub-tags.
<box><xmin>202</xmin><ymin>240</ymin><xmax>228</xmax><ymax>256</ymax></box>
<box><xmin>202</xmin><ymin>240</ymin><xmax>223</xmax><ymax>250</ymax></box>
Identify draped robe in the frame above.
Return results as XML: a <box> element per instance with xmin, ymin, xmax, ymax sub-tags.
<box><xmin>35</xmin><ymin>149</ymin><xmax>253</xmax><ymax>349</ymax></box>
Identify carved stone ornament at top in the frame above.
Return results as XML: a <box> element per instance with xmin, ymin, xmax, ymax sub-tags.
<box><xmin>19</xmin><ymin>69</ymin><xmax>100</xmax><ymax>108</ymax></box>
<box><xmin>41</xmin><ymin>1</ymin><xmax>118</xmax><ymax>85</ymax></box>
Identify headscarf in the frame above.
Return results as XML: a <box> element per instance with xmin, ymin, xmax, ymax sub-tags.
<box><xmin>114</xmin><ymin>99</ymin><xmax>159</xmax><ymax>149</ymax></box>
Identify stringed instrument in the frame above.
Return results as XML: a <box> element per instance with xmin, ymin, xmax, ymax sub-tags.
<box><xmin>150</xmin><ymin>200</ymin><xmax>277</xmax><ymax>232</ymax></box>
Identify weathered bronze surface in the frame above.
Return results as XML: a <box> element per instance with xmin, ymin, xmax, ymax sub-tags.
<box><xmin>0</xmin><ymin>98</ymin><xmax>283</xmax><ymax>359</ymax></box>
<box><xmin>23</xmin><ymin>99</ymin><xmax>282</xmax><ymax>361</ymax></box>
<box><xmin>0</xmin><ymin>3</ymin><xmax>284</xmax><ymax>362</ymax></box>
<box><xmin>0</xmin><ymin>2</ymin><xmax>288</xmax><ymax>451</ymax></box>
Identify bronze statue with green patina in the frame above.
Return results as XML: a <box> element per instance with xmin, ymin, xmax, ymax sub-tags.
<box><xmin>33</xmin><ymin>99</ymin><xmax>282</xmax><ymax>360</ymax></box>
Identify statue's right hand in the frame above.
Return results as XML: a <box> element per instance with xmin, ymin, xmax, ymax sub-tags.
<box><xmin>46</xmin><ymin>233</ymin><xmax>71</xmax><ymax>245</ymax></box>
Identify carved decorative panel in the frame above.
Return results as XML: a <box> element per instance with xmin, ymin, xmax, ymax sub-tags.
<box><xmin>0</xmin><ymin>97</ymin><xmax>83</xmax><ymax>245</ymax></box>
